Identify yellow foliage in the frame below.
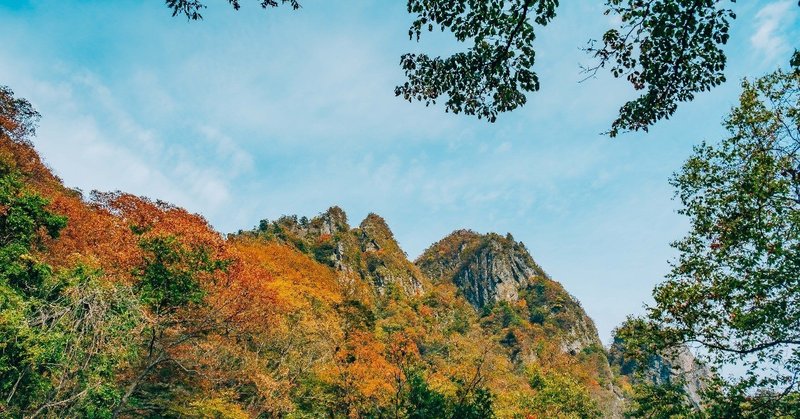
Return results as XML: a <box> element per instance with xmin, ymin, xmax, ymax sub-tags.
<box><xmin>170</xmin><ymin>390</ymin><xmax>249</xmax><ymax>419</ymax></box>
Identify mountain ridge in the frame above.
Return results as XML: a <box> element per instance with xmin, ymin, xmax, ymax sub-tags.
<box><xmin>0</xmin><ymin>135</ymin><xmax>632</xmax><ymax>416</ymax></box>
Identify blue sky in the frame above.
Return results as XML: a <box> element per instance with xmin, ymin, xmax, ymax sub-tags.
<box><xmin>1</xmin><ymin>0</ymin><xmax>798</xmax><ymax>342</ymax></box>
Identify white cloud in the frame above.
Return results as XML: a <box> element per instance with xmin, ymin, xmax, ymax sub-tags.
<box><xmin>0</xmin><ymin>53</ymin><xmax>244</xmax><ymax>223</ymax></box>
<box><xmin>197</xmin><ymin>125</ymin><xmax>255</xmax><ymax>175</ymax></box>
<box><xmin>751</xmin><ymin>1</ymin><xmax>797</xmax><ymax>63</ymax></box>
<box><xmin>0</xmin><ymin>0</ymin><xmax>758</xmax><ymax>344</ymax></box>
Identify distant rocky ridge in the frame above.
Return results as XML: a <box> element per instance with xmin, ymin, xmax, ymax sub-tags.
<box><xmin>246</xmin><ymin>210</ymin><xmax>605</xmax><ymax>347</ymax></box>
<box><xmin>416</xmin><ymin>229</ymin><xmax>603</xmax><ymax>355</ymax></box>
<box><xmin>248</xmin><ymin>208</ymin><xmax>609</xmax><ymax>352</ymax></box>
<box><xmin>609</xmin><ymin>338</ymin><xmax>710</xmax><ymax>407</ymax></box>
<box><xmin>250</xmin><ymin>207</ymin><xmax>427</xmax><ymax>296</ymax></box>
<box><xmin>240</xmin><ymin>206</ymin><xmax>716</xmax><ymax>416</ymax></box>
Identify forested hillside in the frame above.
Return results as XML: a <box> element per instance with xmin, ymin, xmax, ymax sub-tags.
<box><xmin>0</xmin><ymin>88</ymin><xmax>637</xmax><ymax>417</ymax></box>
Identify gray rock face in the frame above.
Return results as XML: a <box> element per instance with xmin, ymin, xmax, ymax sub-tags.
<box><xmin>357</xmin><ymin>213</ymin><xmax>425</xmax><ymax>295</ymax></box>
<box><xmin>268</xmin><ymin>207</ymin><xmax>351</xmax><ymax>270</ymax></box>
<box><xmin>317</xmin><ymin>206</ymin><xmax>348</xmax><ymax>236</ymax></box>
<box><xmin>417</xmin><ymin>230</ymin><xmax>602</xmax><ymax>354</ymax></box>
<box><xmin>416</xmin><ymin>230</ymin><xmax>547</xmax><ymax>307</ymax></box>
<box><xmin>609</xmin><ymin>339</ymin><xmax>710</xmax><ymax>408</ymax></box>
<box><xmin>453</xmin><ymin>238</ymin><xmax>541</xmax><ymax>307</ymax></box>
<box><xmin>666</xmin><ymin>347</ymin><xmax>709</xmax><ymax>408</ymax></box>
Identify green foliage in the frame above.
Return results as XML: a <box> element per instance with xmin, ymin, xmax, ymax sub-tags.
<box><xmin>393</xmin><ymin>371</ymin><xmax>495</xmax><ymax>419</ymax></box>
<box><xmin>135</xmin><ymin>235</ymin><xmax>224</xmax><ymax>312</ymax></box>
<box><xmin>587</xmin><ymin>0</ymin><xmax>735</xmax><ymax>137</ymax></box>
<box><xmin>313</xmin><ymin>238</ymin><xmax>337</xmax><ymax>267</ymax></box>
<box><xmin>162</xmin><ymin>1</ymin><xmax>798</xmax><ymax>135</ymax></box>
<box><xmin>117</xmin><ymin>235</ymin><xmax>228</xmax><ymax>416</ymax></box>
<box><xmin>0</xmin><ymin>164</ymin><xmax>139</xmax><ymax>417</ymax></box>
<box><xmin>625</xmin><ymin>381</ymin><xmax>696</xmax><ymax>419</ymax></box>
<box><xmin>0</xmin><ymin>167</ymin><xmax>66</xmax><ymax>413</ymax></box>
<box><xmin>525</xmin><ymin>367</ymin><xmax>602</xmax><ymax>418</ymax></box>
<box><xmin>452</xmin><ymin>384</ymin><xmax>494</xmax><ymax>419</ymax></box>
<box><xmin>401</xmin><ymin>371</ymin><xmax>449</xmax><ymax>418</ymax></box>
<box><xmin>165</xmin><ymin>0</ymin><xmax>300</xmax><ymax>21</ymax></box>
<box><xmin>620</xmin><ymin>69</ymin><xmax>800</xmax><ymax>415</ymax></box>
<box><xmin>700</xmin><ymin>376</ymin><xmax>800</xmax><ymax>418</ymax></box>
<box><xmin>520</xmin><ymin>277</ymin><xmax>587</xmax><ymax>334</ymax></box>
<box><xmin>481</xmin><ymin>300</ymin><xmax>524</xmax><ymax>331</ymax></box>
<box><xmin>0</xmin><ymin>166</ymin><xmax>66</xmax><ymax>248</ymax></box>
<box><xmin>396</xmin><ymin>0</ymin><xmax>555</xmax><ymax>123</ymax></box>
<box><xmin>1</xmin><ymin>268</ymin><xmax>141</xmax><ymax>417</ymax></box>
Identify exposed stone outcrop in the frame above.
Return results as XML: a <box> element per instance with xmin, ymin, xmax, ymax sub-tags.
<box><xmin>255</xmin><ymin>208</ymin><xmax>426</xmax><ymax>296</ymax></box>
<box><xmin>609</xmin><ymin>338</ymin><xmax>710</xmax><ymax>408</ymax></box>
<box><xmin>416</xmin><ymin>230</ymin><xmax>545</xmax><ymax>306</ymax></box>
<box><xmin>356</xmin><ymin>213</ymin><xmax>425</xmax><ymax>295</ymax></box>
<box><xmin>667</xmin><ymin>347</ymin><xmax>709</xmax><ymax>407</ymax></box>
<box><xmin>316</xmin><ymin>206</ymin><xmax>348</xmax><ymax>236</ymax></box>
<box><xmin>416</xmin><ymin>230</ymin><xmax>602</xmax><ymax>353</ymax></box>
<box><xmin>418</xmin><ymin>229</ymin><xmax>623</xmax><ymax>416</ymax></box>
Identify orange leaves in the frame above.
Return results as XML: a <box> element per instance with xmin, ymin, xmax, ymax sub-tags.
<box><xmin>41</xmin><ymin>189</ymin><xmax>227</xmax><ymax>290</ymax></box>
<box><xmin>325</xmin><ymin>331</ymin><xmax>398</xmax><ymax>412</ymax></box>
<box><xmin>43</xmin><ymin>193</ymin><xmax>138</xmax><ymax>279</ymax></box>
<box><xmin>232</xmin><ymin>238</ymin><xmax>340</xmax><ymax>306</ymax></box>
<box><xmin>418</xmin><ymin>304</ymin><xmax>434</xmax><ymax>319</ymax></box>
<box><xmin>0</xmin><ymin>136</ymin><xmax>62</xmax><ymax>194</ymax></box>
<box><xmin>91</xmin><ymin>191</ymin><xmax>225</xmax><ymax>253</ymax></box>
<box><xmin>0</xmin><ymin>139</ymin><xmax>227</xmax><ymax>289</ymax></box>
<box><xmin>215</xmin><ymin>237</ymin><xmax>341</xmax><ymax>335</ymax></box>
<box><xmin>386</xmin><ymin>332</ymin><xmax>421</xmax><ymax>369</ymax></box>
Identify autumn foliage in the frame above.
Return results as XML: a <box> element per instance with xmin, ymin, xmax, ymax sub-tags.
<box><xmin>0</xmin><ymin>87</ymin><xmax>621</xmax><ymax>417</ymax></box>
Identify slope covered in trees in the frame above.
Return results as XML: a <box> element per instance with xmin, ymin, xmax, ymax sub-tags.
<box><xmin>612</xmin><ymin>69</ymin><xmax>800</xmax><ymax>417</ymax></box>
<box><xmin>0</xmin><ymin>85</ymin><xmax>633</xmax><ymax>417</ymax></box>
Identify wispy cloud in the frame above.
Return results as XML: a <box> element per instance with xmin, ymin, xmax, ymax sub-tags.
<box><xmin>751</xmin><ymin>1</ymin><xmax>797</xmax><ymax>63</ymax></box>
<box><xmin>0</xmin><ymin>0</ymin><xmax>761</xmax><ymax>343</ymax></box>
<box><xmin>0</xmin><ymin>53</ymin><xmax>245</xmax><ymax>225</ymax></box>
<box><xmin>197</xmin><ymin>126</ymin><xmax>255</xmax><ymax>175</ymax></box>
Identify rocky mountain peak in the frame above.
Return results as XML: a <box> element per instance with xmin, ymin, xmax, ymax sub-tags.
<box><xmin>252</xmin><ymin>207</ymin><xmax>425</xmax><ymax>296</ymax></box>
<box><xmin>358</xmin><ymin>213</ymin><xmax>397</xmax><ymax>252</ymax></box>
<box><xmin>356</xmin><ymin>213</ymin><xmax>424</xmax><ymax>295</ymax></box>
<box><xmin>416</xmin><ymin>230</ymin><xmax>546</xmax><ymax>308</ymax></box>
<box><xmin>417</xmin><ymin>230</ymin><xmax>603</xmax><ymax>354</ymax></box>
<box><xmin>315</xmin><ymin>205</ymin><xmax>349</xmax><ymax>235</ymax></box>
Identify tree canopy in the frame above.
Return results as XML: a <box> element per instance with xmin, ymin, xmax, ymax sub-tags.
<box><xmin>617</xmin><ymin>68</ymin><xmax>800</xmax><ymax>416</ymax></box>
<box><xmin>0</xmin><ymin>86</ymin><xmax>39</xmax><ymax>144</ymax></box>
<box><xmin>163</xmin><ymin>0</ymin><xmax>799</xmax><ymax>136</ymax></box>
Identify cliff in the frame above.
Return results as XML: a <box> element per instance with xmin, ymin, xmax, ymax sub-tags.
<box><xmin>609</xmin><ymin>337</ymin><xmax>710</xmax><ymax>408</ymax></box>
<box><xmin>248</xmin><ymin>207</ymin><xmax>426</xmax><ymax>296</ymax></box>
<box><xmin>417</xmin><ymin>229</ymin><xmax>603</xmax><ymax>354</ymax></box>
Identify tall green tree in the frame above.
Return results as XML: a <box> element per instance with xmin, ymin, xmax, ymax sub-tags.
<box><xmin>112</xmin><ymin>234</ymin><xmax>227</xmax><ymax>417</ymax></box>
<box><xmin>163</xmin><ymin>0</ymin><xmax>799</xmax><ymax>135</ymax></box>
<box><xmin>1</xmin><ymin>88</ymin><xmax>142</xmax><ymax>418</ymax></box>
<box><xmin>0</xmin><ymin>161</ymin><xmax>67</xmax><ymax>415</ymax></box>
<box><xmin>619</xmin><ymin>69</ymin><xmax>800</xmax><ymax>416</ymax></box>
